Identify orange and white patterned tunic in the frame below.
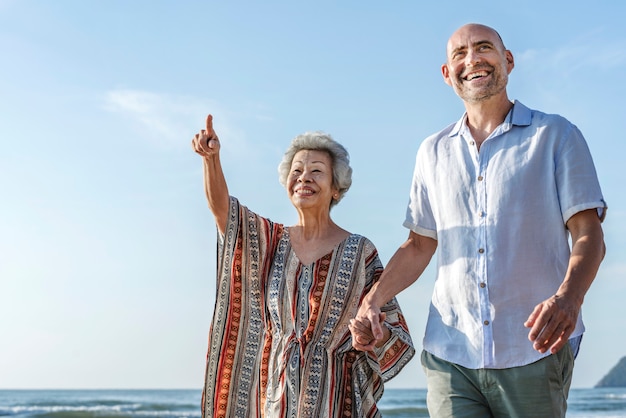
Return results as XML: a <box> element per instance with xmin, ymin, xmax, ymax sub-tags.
<box><xmin>202</xmin><ymin>197</ymin><xmax>415</xmax><ymax>418</ymax></box>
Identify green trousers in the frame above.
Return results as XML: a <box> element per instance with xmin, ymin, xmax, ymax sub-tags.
<box><xmin>421</xmin><ymin>346</ymin><xmax>574</xmax><ymax>418</ymax></box>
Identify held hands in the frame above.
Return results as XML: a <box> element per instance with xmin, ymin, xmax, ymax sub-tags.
<box><xmin>349</xmin><ymin>298</ymin><xmax>387</xmax><ymax>352</ymax></box>
<box><xmin>524</xmin><ymin>293</ymin><xmax>580</xmax><ymax>354</ymax></box>
<box><xmin>192</xmin><ymin>114</ymin><xmax>220</xmax><ymax>157</ymax></box>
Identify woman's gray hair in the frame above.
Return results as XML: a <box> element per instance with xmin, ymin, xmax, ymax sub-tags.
<box><xmin>278</xmin><ymin>131</ymin><xmax>352</xmax><ymax>209</ymax></box>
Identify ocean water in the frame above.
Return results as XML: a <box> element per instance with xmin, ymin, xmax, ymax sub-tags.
<box><xmin>0</xmin><ymin>388</ymin><xmax>624</xmax><ymax>417</ymax></box>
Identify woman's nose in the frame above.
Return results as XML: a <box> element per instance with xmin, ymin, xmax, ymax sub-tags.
<box><xmin>298</xmin><ymin>171</ymin><xmax>311</xmax><ymax>182</ymax></box>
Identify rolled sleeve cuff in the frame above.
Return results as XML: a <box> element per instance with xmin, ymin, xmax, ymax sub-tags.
<box><xmin>403</xmin><ymin>220</ymin><xmax>438</xmax><ymax>240</ymax></box>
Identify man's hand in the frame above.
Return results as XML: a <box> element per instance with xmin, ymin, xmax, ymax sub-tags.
<box><xmin>524</xmin><ymin>294</ymin><xmax>580</xmax><ymax>354</ymax></box>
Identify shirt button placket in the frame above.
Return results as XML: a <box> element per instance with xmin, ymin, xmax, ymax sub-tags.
<box><xmin>476</xmin><ymin>167</ymin><xmax>492</xmax><ymax>365</ymax></box>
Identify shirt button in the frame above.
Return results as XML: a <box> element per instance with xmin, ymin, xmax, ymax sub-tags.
<box><xmin>477</xmin><ymin>175</ymin><xmax>484</xmax><ymax>181</ymax></box>
<box><xmin>478</xmin><ymin>248</ymin><xmax>485</xmax><ymax>254</ymax></box>
<box><xmin>470</xmin><ymin>141</ymin><xmax>475</xmax><ymax>146</ymax></box>
<box><xmin>484</xmin><ymin>320</ymin><xmax>490</xmax><ymax>326</ymax></box>
<box><xmin>480</xmin><ymin>282</ymin><xmax>486</xmax><ymax>288</ymax></box>
<box><xmin>479</xmin><ymin>211</ymin><xmax>486</xmax><ymax>218</ymax></box>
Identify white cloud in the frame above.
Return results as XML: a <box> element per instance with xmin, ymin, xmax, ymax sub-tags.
<box><xmin>515</xmin><ymin>36</ymin><xmax>626</xmax><ymax>79</ymax></box>
<box><xmin>509</xmin><ymin>34</ymin><xmax>626</xmax><ymax>124</ymax></box>
<box><xmin>102</xmin><ymin>89</ymin><xmax>256</xmax><ymax>156</ymax></box>
<box><xmin>103</xmin><ymin>89</ymin><xmax>210</xmax><ymax>148</ymax></box>
<box><xmin>101</xmin><ymin>88</ymin><xmax>285</xmax><ymax>210</ymax></box>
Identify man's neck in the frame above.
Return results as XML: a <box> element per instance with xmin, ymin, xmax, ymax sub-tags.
<box><xmin>464</xmin><ymin>96</ymin><xmax>513</xmax><ymax>147</ymax></box>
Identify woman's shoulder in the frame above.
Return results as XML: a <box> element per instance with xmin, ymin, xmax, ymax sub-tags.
<box><xmin>345</xmin><ymin>233</ymin><xmax>379</xmax><ymax>254</ymax></box>
<box><xmin>228</xmin><ymin>196</ymin><xmax>285</xmax><ymax>234</ymax></box>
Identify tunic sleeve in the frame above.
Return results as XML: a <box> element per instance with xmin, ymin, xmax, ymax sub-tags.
<box><xmin>347</xmin><ymin>238</ymin><xmax>415</xmax><ymax>417</ymax></box>
<box><xmin>201</xmin><ymin>197</ymin><xmax>283</xmax><ymax>418</ymax></box>
<box><xmin>363</xmin><ymin>248</ymin><xmax>416</xmax><ymax>382</ymax></box>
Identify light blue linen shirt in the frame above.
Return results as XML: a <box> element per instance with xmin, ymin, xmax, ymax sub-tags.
<box><xmin>404</xmin><ymin>100</ymin><xmax>606</xmax><ymax>369</ymax></box>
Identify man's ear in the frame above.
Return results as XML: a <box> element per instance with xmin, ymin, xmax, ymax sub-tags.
<box><xmin>441</xmin><ymin>63</ymin><xmax>452</xmax><ymax>87</ymax></box>
<box><xmin>505</xmin><ymin>50</ymin><xmax>515</xmax><ymax>74</ymax></box>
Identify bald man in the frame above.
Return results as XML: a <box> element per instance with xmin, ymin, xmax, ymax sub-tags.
<box><xmin>350</xmin><ymin>23</ymin><xmax>606</xmax><ymax>417</ymax></box>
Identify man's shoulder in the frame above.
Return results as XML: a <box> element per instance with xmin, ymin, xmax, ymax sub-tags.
<box><xmin>516</xmin><ymin>101</ymin><xmax>575</xmax><ymax>129</ymax></box>
<box><xmin>422</xmin><ymin>121</ymin><xmax>459</xmax><ymax>145</ymax></box>
<box><xmin>414</xmin><ymin>120</ymin><xmax>464</xmax><ymax>160</ymax></box>
<box><xmin>512</xmin><ymin>102</ymin><xmax>585</xmax><ymax>149</ymax></box>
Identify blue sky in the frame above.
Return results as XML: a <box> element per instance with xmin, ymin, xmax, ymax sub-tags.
<box><xmin>1</xmin><ymin>1</ymin><xmax>625</xmax><ymax>390</ymax></box>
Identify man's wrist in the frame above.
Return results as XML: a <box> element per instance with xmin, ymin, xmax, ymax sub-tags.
<box><xmin>375</xmin><ymin>323</ymin><xmax>392</xmax><ymax>348</ymax></box>
<box><xmin>363</xmin><ymin>284</ymin><xmax>386</xmax><ymax>309</ymax></box>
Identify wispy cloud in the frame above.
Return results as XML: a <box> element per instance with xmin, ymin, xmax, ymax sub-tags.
<box><xmin>103</xmin><ymin>89</ymin><xmax>218</xmax><ymax>148</ymax></box>
<box><xmin>101</xmin><ymin>88</ymin><xmax>279</xmax><ymax>179</ymax></box>
<box><xmin>510</xmin><ymin>33</ymin><xmax>626</xmax><ymax>119</ymax></box>
<box><xmin>514</xmin><ymin>34</ymin><xmax>626</xmax><ymax>80</ymax></box>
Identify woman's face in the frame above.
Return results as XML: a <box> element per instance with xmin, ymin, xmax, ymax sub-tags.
<box><xmin>287</xmin><ymin>149</ymin><xmax>337</xmax><ymax>211</ymax></box>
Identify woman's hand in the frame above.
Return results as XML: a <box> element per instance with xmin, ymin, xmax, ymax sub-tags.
<box><xmin>192</xmin><ymin>114</ymin><xmax>220</xmax><ymax>157</ymax></box>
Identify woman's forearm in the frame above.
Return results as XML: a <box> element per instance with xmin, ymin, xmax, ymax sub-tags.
<box><xmin>203</xmin><ymin>154</ymin><xmax>230</xmax><ymax>234</ymax></box>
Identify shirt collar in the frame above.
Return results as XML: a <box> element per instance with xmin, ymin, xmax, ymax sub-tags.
<box><xmin>448</xmin><ymin>100</ymin><xmax>532</xmax><ymax>138</ymax></box>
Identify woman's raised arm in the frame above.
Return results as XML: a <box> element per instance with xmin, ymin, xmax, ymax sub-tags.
<box><xmin>191</xmin><ymin>114</ymin><xmax>229</xmax><ymax>234</ymax></box>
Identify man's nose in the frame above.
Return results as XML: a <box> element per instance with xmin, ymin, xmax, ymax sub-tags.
<box><xmin>465</xmin><ymin>49</ymin><xmax>481</xmax><ymax>66</ymax></box>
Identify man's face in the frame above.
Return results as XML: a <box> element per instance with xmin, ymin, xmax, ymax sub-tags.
<box><xmin>441</xmin><ymin>24</ymin><xmax>514</xmax><ymax>103</ymax></box>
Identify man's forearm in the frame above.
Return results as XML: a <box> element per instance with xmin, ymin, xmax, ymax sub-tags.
<box><xmin>557</xmin><ymin>209</ymin><xmax>605</xmax><ymax>304</ymax></box>
<box><xmin>367</xmin><ymin>231</ymin><xmax>437</xmax><ymax>307</ymax></box>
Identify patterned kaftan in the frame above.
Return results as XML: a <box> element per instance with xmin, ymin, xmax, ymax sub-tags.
<box><xmin>202</xmin><ymin>197</ymin><xmax>415</xmax><ymax>418</ymax></box>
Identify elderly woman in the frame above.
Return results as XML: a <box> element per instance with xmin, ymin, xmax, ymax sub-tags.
<box><xmin>191</xmin><ymin>115</ymin><xmax>415</xmax><ymax>418</ymax></box>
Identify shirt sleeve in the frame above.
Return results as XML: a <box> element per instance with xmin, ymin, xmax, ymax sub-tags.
<box><xmin>555</xmin><ymin>122</ymin><xmax>607</xmax><ymax>223</ymax></box>
<box><xmin>403</xmin><ymin>143</ymin><xmax>438</xmax><ymax>239</ymax></box>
